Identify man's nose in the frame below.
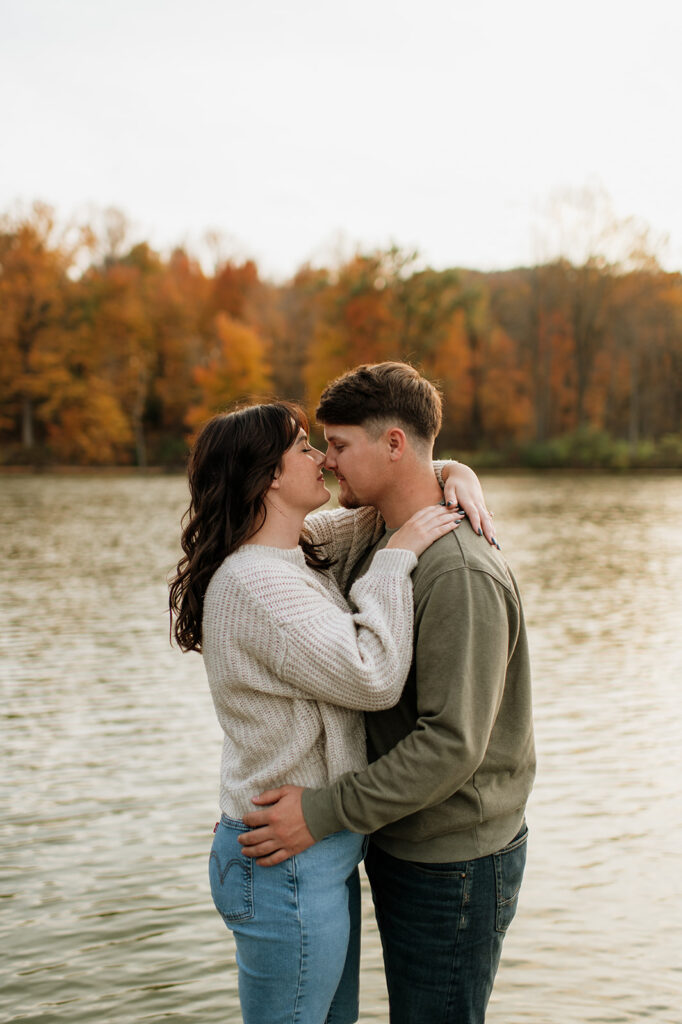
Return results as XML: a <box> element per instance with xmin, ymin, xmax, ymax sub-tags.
<box><xmin>323</xmin><ymin>449</ymin><xmax>336</xmax><ymax>469</ymax></box>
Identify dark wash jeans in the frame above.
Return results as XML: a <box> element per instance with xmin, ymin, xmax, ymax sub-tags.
<box><xmin>364</xmin><ymin>823</ymin><xmax>528</xmax><ymax>1024</ymax></box>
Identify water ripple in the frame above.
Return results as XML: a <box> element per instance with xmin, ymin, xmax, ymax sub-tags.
<box><xmin>1</xmin><ymin>472</ymin><xmax>681</xmax><ymax>1022</ymax></box>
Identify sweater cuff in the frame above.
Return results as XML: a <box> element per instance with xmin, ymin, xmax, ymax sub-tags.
<box><xmin>433</xmin><ymin>459</ymin><xmax>446</xmax><ymax>487</ymax></box>
<box><xmin>301</xmin><ymin>786</ymin><xmax>344</xmax><ymax>841</ymax></box>
<box><xmin>368</xmin><ymin>547</ymin><xmax>418</xmax><ymax>575</ymax></box>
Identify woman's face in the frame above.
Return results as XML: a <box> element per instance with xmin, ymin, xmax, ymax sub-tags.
<box><xmin>273</xmin><ymin>429</ymin><xmax>330</xmax><ymax>513</ymax></box>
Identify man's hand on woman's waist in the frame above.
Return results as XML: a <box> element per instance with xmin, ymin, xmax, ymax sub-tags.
<box><xmin>240</xmin><ymin>785</ymin><xmax>314</xmax><ymax>865</ymax></box>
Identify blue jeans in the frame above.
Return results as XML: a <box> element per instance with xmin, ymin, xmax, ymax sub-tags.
<box><xmin>364</xmin><ymin>823</ymin><xmax>528</xmax><ymax>1024</ymax></box>
<box><xmin>209</xmin><ymin>815</ymin><xmax>365</xmax><ymax>1024</ymax></box>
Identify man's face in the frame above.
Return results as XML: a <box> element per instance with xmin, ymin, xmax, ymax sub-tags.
<box><xmin>323</xmin><ymin>423</ymin><xmax>389</xmax><ymax>508</ymax></box>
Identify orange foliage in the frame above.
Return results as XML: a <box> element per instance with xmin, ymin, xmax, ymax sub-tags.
<box><xmin>151</xmin><ymin>248</ymin><xmax>209</xmax><ymax>429</ymax></box>
<box><xmin>187</xmin><ymin>313</ymin><xmax>272</xmax><ymax>430</ymax></box>
<box><xmin>44</xmin><ymin>379</ymin><xmax>132</xmax><ymax>464</ymax></box>
<box><xmin>0</xmin><ymin>205</ymin><xmax>72</xmax><ymax>444</ymax></box>
<box><xmin>303</xmin><ymin>256</ymin><xmax>400</xmax><ymax>408</ymax></box>
<box><xmin>1</xmin><ymin>206</ymin><xmax>680</xmax><ymax>465</ymax></box>
<box><xmin>206</xmin><ymin>260</ymin><xmax>259</xmax><ymax>324</ymax></box>
<box><xmin>478</xmin><ymin>326</ymin><xmax>533</xmax><ymax>443</ymax></box>
<box><xmin>428</xmin><ymin>308</ymin><xmax>473</xmax><ymax>434</ymax></box>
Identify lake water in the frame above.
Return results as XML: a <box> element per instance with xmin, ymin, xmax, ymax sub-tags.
<box><xmin>1</xmin><ymin>472</ymin><xmax>681</xmax><ymax>1023</ymax></box>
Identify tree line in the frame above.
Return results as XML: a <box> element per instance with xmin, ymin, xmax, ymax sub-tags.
<box><xmin>1</xmin><ymin>202</ymin><xmax>681</xmax><ymax>468</ymax></box>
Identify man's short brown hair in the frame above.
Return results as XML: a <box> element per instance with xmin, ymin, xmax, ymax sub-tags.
<box><xmin>315</xmin><ymin>362</ymin><xmax>442</xmax><ymax>443</ymax></box>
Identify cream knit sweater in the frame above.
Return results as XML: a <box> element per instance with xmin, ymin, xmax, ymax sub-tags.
<box><xmin>202</xmin><ymin>506</ymin><xmax>418</xmax><ymax>820</ymax></box>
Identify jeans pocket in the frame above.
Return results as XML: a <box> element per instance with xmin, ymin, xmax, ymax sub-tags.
<box><xmin>209</xmin><ymin>826</ymin><xmax>254</xmax><ymax>923</ymax></box>
<box><xmin>493</xmin><ymin>824</ymin><xmax>528</xmax><ymax>934</ymax></box>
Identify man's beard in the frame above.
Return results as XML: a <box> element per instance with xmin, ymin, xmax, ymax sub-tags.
<box><xmin>337</xmin><ymin>483</ymin><xmax>362</xmax><ymax>509</ymax></box>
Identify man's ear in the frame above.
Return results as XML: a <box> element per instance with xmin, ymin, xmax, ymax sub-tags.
<box><xmin>386</xmin><ymin>427</ymin><xmax>407</xmax><ymax>461</ymax></box>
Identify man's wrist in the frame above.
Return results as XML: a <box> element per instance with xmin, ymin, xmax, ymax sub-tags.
<box><xmin>301</xmin><ymin>786</ymin><xmax>344</xmax><ymax>841</ymax></box>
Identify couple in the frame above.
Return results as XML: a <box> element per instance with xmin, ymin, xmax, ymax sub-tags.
<box><xmin>169</xmin><ymin>362</ymin><xmax>535</xmax><ymax>1024</ymax></box>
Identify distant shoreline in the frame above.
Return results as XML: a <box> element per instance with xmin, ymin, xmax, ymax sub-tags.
<box><xmin>0</xmin><ymin>464</ymin><xmax>184</xmax><ymax>476</ymax></box>
<box><xmin>2</xmin><ymin>464</ymin><xmax>680</xmax><ymax>476</ymax></box>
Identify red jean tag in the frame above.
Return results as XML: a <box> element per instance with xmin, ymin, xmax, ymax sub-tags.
<box><xmin>213</xmin><ymin>821</ymin><xmax>219</xmax><ymax>834</ymax></box>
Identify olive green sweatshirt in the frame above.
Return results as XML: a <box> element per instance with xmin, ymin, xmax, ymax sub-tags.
<box><xmin>301</xmin><ymin>520</ymin><xmax>536</xmax><ymax>862</ymax></box>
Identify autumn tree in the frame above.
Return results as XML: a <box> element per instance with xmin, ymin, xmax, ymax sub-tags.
<box><xmin>607</xmin><ymin>270</ymin><xmax>682</xmax><ymax>443</ymax></box>
<box><xmin>263</xmin><ymin>266</ymin><xmax>329</xmax><ymax>403</ymax></box>
<box><xmin>204</xmin><ymin>258</ymin><xmax>259</xmax><ymax>328</ymax></box>
<box><xmin>186</xmin><ymin>312</ymin><xmax>272</xmax><ymax>431</ymax></box>
<box><xmin>0</xmin><ymin>203</ymin><xmax>73</xmax><ymax>452</ymax></box>
<box><xmin>76</xmin><ymin>242</ymin><xmax>162</xmax><ymax>465</ymax></box>
<box><xmin>490</xmin><ymin>264</ymin><xmax>577</xmax><ymax>442</ymax></box>
<box><xmin>450</xmin><ymin>278</ymin><xmax>532</xmax><ymax>448</ymax></box>
<box><xmin>303</xmin><ymin>254</ymin><xmax>401</xmax><ymax>407</ymax></box>
<box><xmin>2</xmin><ymin>200</ymin><xmax>679</xmax><ymax>467</ymax></box>
<box><xmin>147</xmin><ymin>247</ymin><xmax>209</xmax><ymax>458</ymax></box>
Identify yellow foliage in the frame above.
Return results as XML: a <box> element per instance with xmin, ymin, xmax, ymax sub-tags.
<box><xmin>479</xmin><ymin>326</ymin><xmax>533</xmax><ymax>441</ymax></box>
<box><xmin>186</xmin><ymin>313</ymin><xmax>272</xmax><ymax>430</ymax></box>
<box><xmin>428</xmin><ymin>308</ymin><xmax>473</xmax><ymax>432</ymax></box>
<box><xmin>46</xmin><ymin>380</ymin><xmax>133</xmax><ymax>464</ymax></box>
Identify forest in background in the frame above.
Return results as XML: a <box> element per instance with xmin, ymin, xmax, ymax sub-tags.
<box><xmin>1</xmin><ymin>201</ymin><xmax>681</xmax><ymax>469</ymax></box>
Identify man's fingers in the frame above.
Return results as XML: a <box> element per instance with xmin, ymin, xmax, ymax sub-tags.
<box><xmin>240</xmin><ymin>838</ymin><xmax>282</xmax><ymax>859</ymax></box>
<box><xmin>251</xmin><ymin>787</ymin><xmax>287</xmax><ymax>805</ymax></box>
<box><xmin>255</xmin><ymin>849</ymin><xmax>293</xmax><ymax>867</ymax></box>
<box><xmin>237</xmin><ymin>815</ymin><xmax>272</xmax><ymax>831</ymax></box>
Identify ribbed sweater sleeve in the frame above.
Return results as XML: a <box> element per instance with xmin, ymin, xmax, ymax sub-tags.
<box><xmin>304</xmin><ymin>506</ymin><xmax>385</xmax><ymax>592</ymax></box>
<box><xmin>204</xmin><ymin>547</ymin><xmax>418</xmax><ymax>711</ymax></box>
<box><xmin>303</xmin><ymin>462</ymin><xmax>448</xmax><ymax>591</ymax></box>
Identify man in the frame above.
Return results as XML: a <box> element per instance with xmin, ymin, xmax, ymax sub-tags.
<box><xmin>240</xmin><ymin>362</ymin><xmax>536</xmax><ymax>1023</ymax></box>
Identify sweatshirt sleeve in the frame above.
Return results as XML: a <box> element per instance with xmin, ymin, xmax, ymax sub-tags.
<box><xmin>207</xmin><ymin>547</ymin><xmax>418</xmax><ymax>711</ymax></box>
<box><xmin>301</xmin><ymin>566</ymin><xmax>519</xmax><ymax>838</ymax></box>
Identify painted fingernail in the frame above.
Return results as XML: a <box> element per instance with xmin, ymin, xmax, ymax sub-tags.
<box><xmin>478</xmin><ymin>528</ymin><xmax>483</xmax><ymax>537</ymax></box>
<box><xmin>439</xmin><ymin>499</ymin><xmax>446</xmax><ymax>506</ymax></box>
<box><xmin>494</xmin><ymin>539</ymin><xmax>501</xmax><ymax>550</ymax></box>
<box><xmin>446</xmin><ymin>500</ymin><xmax>453</xmax><ymax>507</ymax></box>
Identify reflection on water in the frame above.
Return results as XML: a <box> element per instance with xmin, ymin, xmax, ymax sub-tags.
<box><xmin>1</xmin><ymin>472</ymin><xmax>681</xmax><ymax>1023</ymax></box>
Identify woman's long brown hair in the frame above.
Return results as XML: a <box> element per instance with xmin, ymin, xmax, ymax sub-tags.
<box><xmin>168</xmin><ymin>402</ymin><xmax>332</xmax><ymax>653</ymax></box>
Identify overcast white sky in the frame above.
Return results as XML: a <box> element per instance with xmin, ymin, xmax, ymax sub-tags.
<box><xmin>2</xmin><ymin>0</ymin><xmax>681</xmax><ymax>279</ymax></box>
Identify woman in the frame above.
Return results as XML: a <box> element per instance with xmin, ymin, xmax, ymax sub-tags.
<box><xmin>169</xmin><ymin>401</ymin><xmax>491</xmax><ymax>1024</ymax></box>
